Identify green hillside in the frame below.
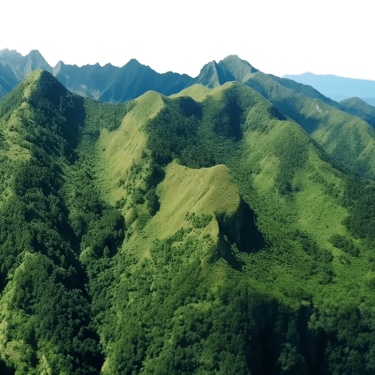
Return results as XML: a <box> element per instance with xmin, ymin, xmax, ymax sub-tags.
<box><xmin>240</xmin><ymin>72</ymin><xmax>375</xmax><ymax>180</ymax></box>
<box><xmin>339</xmin><ymin>97</ymin><xmax>375</xmax><ymax>128</ymax></box>
<box><xmin>1</xmin><ymin>71</ymin><xmax>375</xmax><ymax>374</ymax></box>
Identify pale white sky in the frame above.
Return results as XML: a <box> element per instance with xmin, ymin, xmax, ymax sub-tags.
<box><xmin>1</xmin><ymin>0</ymin><xmax>373</xmax><ymax>79</ymax></box>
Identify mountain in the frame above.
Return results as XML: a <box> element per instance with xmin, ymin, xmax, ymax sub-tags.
<box><xmin>195</xmin><ymin>55</ymin><xmax>258</xmax><ymax>87</ymax></box>
<box><xmin>0</xmin><ymin>49</ymin><xmax>194</xmax><ymax>103</ymax></box>
<box><xmin>193</xmin><ymin>56</ymin><xmax>375</xmax><ymax>180</ymax></box>
<box><xmin>0</xmin><ymin>62</ymin><xmax>19</xmax><ymax>97</ymax></box>
<box><xmin>1</xmin><ymin>70</ymin><xmax>375</xmax><ymax>374</ymax></box>
<box><xmin>339</xmin><ymin>97</ymin><xmax>375</xmax><ymax>128</ymax></box>
<box><xmin>283</xmin><ymin>72</ymin><xmax>375</xmax><ymax>104</ymax></box>
<box><xmin>0</xmin><ymin>48</ymin><xmax>51</xmax><ymax>78</ymax></box>
<box><xmin>52</xmin><ymin>58</ymin><xmax>193</xmax><ymax>102</ymax></box>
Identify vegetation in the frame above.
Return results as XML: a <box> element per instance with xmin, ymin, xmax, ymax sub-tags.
<box><xmin>1</xmin><ymin>69</ymin><xmax>375</xmax><ymax>374</ymax></box>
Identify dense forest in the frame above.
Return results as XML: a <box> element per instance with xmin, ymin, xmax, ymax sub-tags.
<box><xmin>1</xmin><ymin>69</ymin><xmax>375</xmax><ymax>374</ymax></box>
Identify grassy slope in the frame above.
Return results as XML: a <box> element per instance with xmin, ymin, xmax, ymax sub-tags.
<box><xmin>97</xmin><ymin>91</ymin><xmax>164</xmax><ymax>203</ymax></box>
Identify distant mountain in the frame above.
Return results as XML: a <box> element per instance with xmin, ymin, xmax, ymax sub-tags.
<box><xmin>0</xmin><ymin>62</ymin><xmax>19</xmax><ymax>97</ymax></box>
<box><xmin>2</xmin><ymin>50</ymin><xmax>375</xmax><ymax>106</ymax></box>
<box><xmin>283</xmin><ymin>72</ymin><xmax>375</xmax><ymax>103</ymax></box>
<box><xmin>0</xmin><ymin>48</ymin><xmax>51</xmax><ymax>78</ymax></box>
<box><xmin>52</xmin><ymin>58</ymin><xmax>193</xmax><ymax>102</ymax></box>
<box><xmin>0</xmin><ymin>49</ymin><xmax>194</xmax><ymax>102</ymax></box>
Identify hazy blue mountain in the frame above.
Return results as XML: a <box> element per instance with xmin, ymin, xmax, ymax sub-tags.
<box><xmin>0</xmin><ymin>49</ymin><xmax>194</xmax><ymax>102</ymax></box>
<box><xmin>52</xmin><ymin>58</ymin><xmax>193</xmax><ymax>102</ymax></box>
<box><xmin>0</xmin><ymin>62</ymin><xmax>19</xmax><ymax>97</ymax></box>
<box><xmin>2</xmin><ymin>49</ymin><xmax>375</xmax><ymax>109</ymax></box>
<box><xmin>283</xmin><ymin>72</ymin><xmax>375</xmax><ymax>103</ymax></box>
<box><xmin>0</xmin><ymin>48</ymin><xmax>51</xmax><ymax>79</ymax></box>
<box><xmin>0</xmin><ymin>49</ymin><xmax>52</xmax><ymax>98</ymax></box>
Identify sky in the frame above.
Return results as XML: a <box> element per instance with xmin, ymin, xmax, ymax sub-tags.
<box><xmin>1</xmin><ymin>0</ymin><xmax>374</xmax><ymax>80</ymax></box>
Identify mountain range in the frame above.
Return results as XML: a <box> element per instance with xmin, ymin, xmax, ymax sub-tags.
<box><xmin>3</xmin><ymin>49</ymin><xmax>375</xmax><ymax>105</ymax></box>
<box><xmin>1</xmin><ymin>51</ymin><xmax>375</xmax><ymax>374</ymax></box>
<box><xmin>284</xmin><ymin>72</ymin><xmax>375</xmax><ymax>105</ymax></box>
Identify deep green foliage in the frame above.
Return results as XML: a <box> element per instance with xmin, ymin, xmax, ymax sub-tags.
<box><xmin>146</xmin><ymin>85</ymin><xmax>252</xmax><ymax>169</ymax></box>
<box><xmin>344</xmin><ymin>180</ymin><xmax>375</xmax><ymax>240</ymax></box>
<box><xmin>330</xmin><ymin>234</ymin><xmax>360</xmax><ymax>257</ymax></box>
<box><xmin>147</xmin><ymin>96</ymin><xmax>201</xmax><ymax>165</ymax></box>
<box><xmin>0</xmin><ymin>73</ymin><xmax>126</xmax><ymax>373</ymax></box>
<box><xmin>0</xmin><ymin>80</ymin><xmax>25</xmax><ymax>119</ymax></box>
<box><xmin>83</xmin><ymin>98</ymin><xmax>132</xmax><ymax>138</ymax></box>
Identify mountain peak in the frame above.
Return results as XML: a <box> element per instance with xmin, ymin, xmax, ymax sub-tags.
<box><xmin>195</xmin><ymin>60</ymin><xmax>223</xmax><ymax>88</ymax></box>
<box><xmin>219</xmin><ymin>55</ymin><xmax>258</xmax><ymax>82</ymax></box>
<box><xmin>28</xmin><ymin>49</ymin><xmax>43</xmax><ymax>57</ymax></box>
<box><xmin>27</xmin><ymin>49</ymin><xmax>46</xmax><ymax>60</ymax></box>
<box><xmin>124</xmin><ymin>58</ymin><xmax>145</xmax><ymax>69</ymax></box>
<box><xmin>194</xmin><ymin>56</ymin><xmax>258</xmax><ymax>87</ymax></box>
<box><xmin>22</xmin><ymin>69</ymin><xmax>68</xmax><ymax>101</ymax></box>
<box><xmin>222</xmin><ymin>54</ymin><xmax>247</xmax><ymax>63</ymax></box>
<box><xmin>0</xmin><ymin>48</ymin><xmax>23</xmax><ymax>58</ymax></box>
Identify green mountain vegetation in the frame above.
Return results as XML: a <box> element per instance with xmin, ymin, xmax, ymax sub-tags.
<box><xmin>1</xmin><ymin>70</ymin><xmax>375</xmax><ymax>374</ymax></box>
<box><xmin>242</xmin><ymin>72</ymin><xmax>375</xmax><ymax>180</ymax></box>
<box><xmin>192</xmin><ymin>55</ymin><xmax>375</xmax><ymax>180</ymax></box>
<box><xmin>339</xmin><ymin>97</ymin><xmax>375</xmax><ymax>128</ymax></box>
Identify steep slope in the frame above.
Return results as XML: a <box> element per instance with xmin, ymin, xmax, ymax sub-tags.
<box><xmin>0</xmin><ymin>62</ymin><xmax>19</xmax><ymax>97</ymax></box>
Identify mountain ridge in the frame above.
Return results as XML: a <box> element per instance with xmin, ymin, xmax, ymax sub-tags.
<box><xmin>2</xmin><ymin>49</ymin><xmax>374</xmax><ymax>105</ymax></box>
<box><xmin>2</xmin><ymin>51</ymin><xmax>375</xmax><ymax>182</ymax></box>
